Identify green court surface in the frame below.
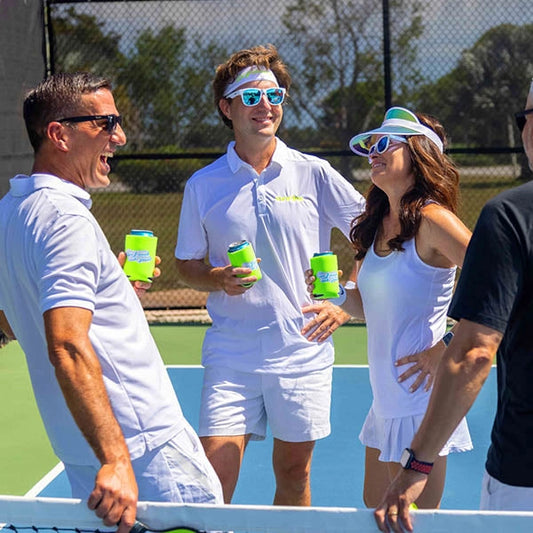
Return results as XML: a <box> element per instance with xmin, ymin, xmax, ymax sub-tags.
<box><xmin>0</xmin><ymin>323</ymin><xmax>367</xmax><ymax>495</ymax></box>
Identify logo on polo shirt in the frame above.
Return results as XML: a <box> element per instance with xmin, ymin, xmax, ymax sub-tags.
<box><xmin>275</xmin><ymin>195</ymin><xmax>304</xmax><ymax>202</ymax></box>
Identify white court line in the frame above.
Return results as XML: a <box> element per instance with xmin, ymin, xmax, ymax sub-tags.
<box><xmin>25</xmin><ymin>462</ymin><xmax>65</xmax><ymax>498</ymax></box>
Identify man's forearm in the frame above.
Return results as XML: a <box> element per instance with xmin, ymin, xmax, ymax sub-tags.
<box><xmin>410</xmin><ymin>320</ymin><xmax>499</xmax><ymax>462</ymax></box>
<box><xmin>44</xmin><ymin>308</ymin><xmax>131</xmax><ymax>466</ymax></box>
<box><xmin>52</xmin><ymin>338</ymin><xmax>131</xmax><ymax>469</ymax></box>
<box><xmin>175</xmin><ymin>258</ymin><xmax>224</xmax><ymax>292</ymax></box>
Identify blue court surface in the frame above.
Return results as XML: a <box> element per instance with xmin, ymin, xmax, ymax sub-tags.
<box><xmin>33</xmin><ymin>365</ymin><xmax>496</xmax><ymax>510</ymax></box>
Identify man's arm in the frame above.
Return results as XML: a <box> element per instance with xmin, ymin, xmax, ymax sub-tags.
<box><xmin>175</xmin><ymin>257</ymin><xmax>258</xmax><ymax>296</ymax></box>
<box><xmin>43</xmin><ymin>306</ymin><xmax>137</xmax><ymax>533</ymax></box>
<box><xmin>374</xmin><ymin>319</ymin><xmax>501</xmax><ymax>533</ymax></box>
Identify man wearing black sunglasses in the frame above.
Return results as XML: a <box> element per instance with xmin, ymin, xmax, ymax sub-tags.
<box><xmin>0</xmin><ymin>72</ymin><xmax>223</xmax><ymax>532</ymax></box>
<box><xmin>375</xmin><ymin>80</ymin><xmax>533</xmax><ymax>531</ymax></box>
<box><xmin>175</xmin><ymin>45</ymin><xmax>365</xmax><ymax>507</ymax></box>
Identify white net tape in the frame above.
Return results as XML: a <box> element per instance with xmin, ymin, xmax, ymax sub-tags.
<box><xmin>2</xmin><ymin>496</ymin><xmax>533</xmax><ymax>533</ymax></box>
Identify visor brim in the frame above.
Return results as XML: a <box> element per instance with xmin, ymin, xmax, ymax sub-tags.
<box><xmin>349</xmin><ymin>126</ymin><xmax>423</xmax><ymax>156</ymax></box>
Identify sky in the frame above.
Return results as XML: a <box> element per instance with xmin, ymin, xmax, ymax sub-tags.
<box><xmin>55</xmin><ymin>0</ymin><xmax>533</xmax><ymax>81</ymax></box>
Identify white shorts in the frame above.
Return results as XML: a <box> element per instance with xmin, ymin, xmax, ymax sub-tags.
<box><xmin>199</xmin><ymin>365</ymin><xmax>332</xmax><ymax>442</ymax></box>
<box><xmin>64</xmin><ymin>421</ymin><xmax>223</xmax><ymax>504</ymax></box>
<box><xmin>480</xmin><ymin>470</ymin><xmax>533</xmax><ymax>511</ymax></box>
<box><xmin>359</xmin><ymin>406</ymin><xmax>473</xmax><ymax>462</ymax></box>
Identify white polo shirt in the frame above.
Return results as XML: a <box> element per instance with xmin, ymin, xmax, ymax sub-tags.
<box><xmin>0</xmin><ymin>174</ymin><xmax>186</xmax><ymax>466</ymax></box>
<box><xmin>176</xmin><ymin>139</ymin><xmax>365</xmax><ymax>374</ymax></box>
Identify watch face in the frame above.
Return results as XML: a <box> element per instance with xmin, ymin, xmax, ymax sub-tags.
<box><xmin>400</xmin><ymin>448</ymin><xmax>411</xmax><ymax>468</ymax></box>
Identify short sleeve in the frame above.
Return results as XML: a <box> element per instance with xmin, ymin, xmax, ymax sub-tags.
<box><xmin>175</xmin><ymin>178</ymin><xmax>208</xmax><ymax>260</ymax></box>
<box><xmin>449</xmin><ymin>200</ymin><xmax>523</xmax><ymax>333</ymax></box>
<box><xmin>38</xmin><ymin>215</ymin><xmax>100</xmax><ymax>314</ymax></box>
<box><xmin>319</xmin><ymin>164</ymin><xmax>366</xmax><ymax>239</ymax></box>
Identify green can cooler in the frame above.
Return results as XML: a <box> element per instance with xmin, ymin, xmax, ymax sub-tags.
<box><xmin>123</xmin><ymin>229</ymin><xmax>158</xmax><ymax>283</ymax></box>
<box><xmin>227</xmin><ymin>240</ymin><xmax>262</xmax><ymax>288</ymax></box>
<box><xmin>310</xmin><ymin>251</ymin><xmax>339</xmax><ymax>299</ymax></box>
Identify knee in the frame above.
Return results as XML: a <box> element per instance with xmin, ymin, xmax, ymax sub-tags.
<box><xmin>275</xmin><ymin>461</ymin><xmax>311</xmax><ymax>490</ymax></box>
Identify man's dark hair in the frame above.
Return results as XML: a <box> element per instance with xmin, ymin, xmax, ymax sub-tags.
<box><xmin>23</xmin><ymin>72</ymin><xmax>112</xmax><ymax>152</ymax></box>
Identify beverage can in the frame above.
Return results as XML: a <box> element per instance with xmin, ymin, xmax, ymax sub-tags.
<box><xmin>123</xmin><ymin>229</ymin><xmax>158</xmax><ymax>282</ymax></box>
<box><xmin>310</xmin><ymin>251</ymin><xmax>339</xmax><ymax>299</ymax></box>
<box><xmin>227</xmin><ymin>240</ymin><xmax>262</xmax><ymax>287</ymax></box>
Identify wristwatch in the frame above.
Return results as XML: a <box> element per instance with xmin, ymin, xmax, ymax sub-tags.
<box><xmin>442</xmin><ymin>331</ymin><xmax>454</xmax><ymax>347</ymax></box>
<box><xmin>400</xmin><ymin>448</ymin><xmax>434</xmax><ymax>475</ymax></box>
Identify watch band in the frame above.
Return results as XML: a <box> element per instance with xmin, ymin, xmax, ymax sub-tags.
<box><xmin>401</xmin><ymin>448</ymin><xmax>434</xmax><ymax>475</ymax></box>
<box><xmin>409</xmin><ymin>457</ymin><xmax>433</xmax><ymax>475</ymax></box>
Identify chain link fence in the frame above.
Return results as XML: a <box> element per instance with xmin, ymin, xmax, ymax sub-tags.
<box><xmin>46</xmin><ymin>0</ymin><xmax>533</xmax><ymax>308</ymax></box>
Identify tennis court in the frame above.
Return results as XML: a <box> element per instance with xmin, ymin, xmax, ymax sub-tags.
<box><xmin>1</xmin><ymin>323</ymin><xmax>495</xmax><ymax>510</ymax></box>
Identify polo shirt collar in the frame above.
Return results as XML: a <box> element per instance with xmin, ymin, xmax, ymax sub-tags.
<box><xmin>10</xmin><ymin>173</ymin><xmax>92</xmax><ymax>209</ymax></box>
<box><xmin>226</xmin><ymin>138</ymin><xmax>287</xmax><ymax>174</ymax></box>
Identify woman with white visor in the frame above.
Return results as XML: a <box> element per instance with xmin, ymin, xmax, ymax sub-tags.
<box><xmin>306</xmin><ymin>107</ymin><xmax>473</xmax><ymax>509</ymax></box>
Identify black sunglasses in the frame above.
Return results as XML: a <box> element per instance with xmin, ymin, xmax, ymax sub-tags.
<box><xmin>515</xmin><ymin>108</ymin><xmax>533</xmax><ymax>133</ymax></box>
<box><xmin>57</xmin><ymin>114</ymin><xmax>122</xmax><ymax>133</ymax></box>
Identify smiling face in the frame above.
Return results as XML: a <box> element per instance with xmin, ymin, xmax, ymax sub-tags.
<box><xmin>57</xmin><ymin>88</ymin><xmax>126</xmax><ymax>189</ymax></box>
<box><xmin>368</xmin><ymin>134</ymin><xmax>414</xmax><ymax>193</ymax></box>
<box><xmin>219</xmin><ymin>80</ymin><xmax>283</xmax><ymax>145</ymax></box>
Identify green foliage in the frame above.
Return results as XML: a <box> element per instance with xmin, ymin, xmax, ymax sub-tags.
<box><xmin>52</xmin><ymin>7</ymin><xmax>125</xmax><ymax>76</ymax></box>
<box><xmin>51</xmin><ymin>10</ymin><xmax>229</xmax><ymax>151</ymax></box>
<box><xmin>415</xmin><ymin>24</ymin><xmax>533</xmax><ymax>149</ymax></box>
<box><xmin>283</xmin><ymin>0</ymin><xmax>425</xmax><ymax>148</ymax></box>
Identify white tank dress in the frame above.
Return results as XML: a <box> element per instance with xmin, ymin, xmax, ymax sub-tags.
<box><xmin>357</xmin><ymin>236</ymin><xmax>473</xmax><ymax>462</ymax></box>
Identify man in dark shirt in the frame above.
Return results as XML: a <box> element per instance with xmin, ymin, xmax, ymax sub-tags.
<box><xmin>374</xmin><ymin>80</ymin><xmax>533</xmax><ymax>532</ymax></box>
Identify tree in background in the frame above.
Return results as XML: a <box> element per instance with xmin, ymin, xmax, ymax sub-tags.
<box><xmin>282</xmin><ymin>0</ymin><xmax>424</xmax><ymax>159</ymax></box>
<box><xmin>52</xmin><ymin>7</ymin><xmax>124</xmax><ymax>75</ymax></box>
<box><xmin>416</xmin><ymin>24</ymin><xmax>533</xmax><ymax>147</ymax></box>
<box><xmin>51</xmin><ymin>8</ymin><xmax>229</xmax><ymax>152</ymax></box>
<box><xmin>119</xmin><ymin>26</ymin><xmax>228</xmax><ymax>150</ymax></box>
<box><xmin>415</xmin><ymin>23</ymin><xmax>533</xmax><ymax>177</ymax></box>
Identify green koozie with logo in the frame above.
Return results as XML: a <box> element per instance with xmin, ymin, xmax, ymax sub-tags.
<box><xmin>123</xmin><ymin>229</ymin><xmax>158</xmax><ymax>282</ymax></box>
<box><xmin>227</xmin><ymin>240</ymin><xmax>262</xmax><ymax>288</ymax></box>
<box><xmin>310</xmin><ymin>251</ymin><xmax>339</xmax><ymax>299</ymax></box>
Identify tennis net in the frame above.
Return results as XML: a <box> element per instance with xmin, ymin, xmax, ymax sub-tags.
<box><xmin>2</xmin><ymin>495</ymin><xmax>533</xmax><ymax>533</ymax></box>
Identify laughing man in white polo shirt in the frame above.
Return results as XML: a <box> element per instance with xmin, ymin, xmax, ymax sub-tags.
<box><xmin>175</xmin><ymin>45</ymin><xmax>365</xmax><ymax>505</ymax></box>
<box><xmin>0</xmin><ymin>72</ymin><xmax>223</xmax><ymax>531</ymax></box>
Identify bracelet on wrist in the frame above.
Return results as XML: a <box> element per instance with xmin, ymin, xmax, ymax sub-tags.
<box><xmin>328</xmin><ymin>284</ymin><xmax>347</xmax><ymax>306</ymax></box>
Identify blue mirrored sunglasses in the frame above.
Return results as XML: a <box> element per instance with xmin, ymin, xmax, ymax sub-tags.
<box><xmin>226</xmin><ymin>87</ymin><xmax>286</xmax><ymax>107</ymax></box>
<box><xmin>368</xmin><ymin>135</ymin><xmax>408</xmax><ymax>157</ymax></box>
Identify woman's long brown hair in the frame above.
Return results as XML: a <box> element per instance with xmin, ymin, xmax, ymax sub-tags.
<box><xmin>349</xmin><ymin>112</ymin><xmax>460</xmax><ymax>260</ymax></box>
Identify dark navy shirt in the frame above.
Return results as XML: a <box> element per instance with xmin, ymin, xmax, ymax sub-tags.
<box><xmin>449</xmin><ymin>180</ymin><xmax>533</xmax><ymax>487</ymax></box>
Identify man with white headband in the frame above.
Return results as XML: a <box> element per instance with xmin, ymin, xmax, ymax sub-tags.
<box><xmin>175</xmin><ymin>44</ymin><xmax>365</xmax><ymax>505</ymax></box>
<box><xmin>375</xmin><ymin>80</ymin><xmax>533</xmax><ymax>531</ymax></box>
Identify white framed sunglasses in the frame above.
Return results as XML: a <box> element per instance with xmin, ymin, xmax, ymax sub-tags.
<box><xmin>367</xmin><ymin>135</ymin><xmax>408</xmax><ymax>157</ymax></box>
<box><xmin>225</xmin><ymin>87</ymin><xmax>286</xmax><ymax>107</ymax></box>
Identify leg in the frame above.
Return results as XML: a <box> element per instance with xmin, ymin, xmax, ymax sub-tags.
<box><xmin>272</xmin><ymin>438</ymin><xmax>315</xmax><ymax>506</ymax></box>
<box><xmin>200</xmin><ymin>434</ymin><xmax>251</xmax><ymax>503</ymax></box>
<box><xmin>363</xmin><ymin>446</ymin><xmax>394</xmax><ymax>508</ymax></box>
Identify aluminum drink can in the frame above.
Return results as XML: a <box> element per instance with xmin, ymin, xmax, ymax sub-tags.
<box><xmin>227</xmin><ymin>240</ymin><xmax>262</xmax><ymax>287</ymax></box>
<box><xmin>310</xmin><ymin>251</ymin><xmax>339</xmax><ymax>299</ymax></box>
<box><xmin>123</xmin><ymin>229</ymin><xmax>158</xmax><ymax>282</ymax></box>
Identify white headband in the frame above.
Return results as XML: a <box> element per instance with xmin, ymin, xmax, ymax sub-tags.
<box><xmin>223</xmin><ymin>66</ymin><xmax>279</xmax><ymax>97</ymax></box>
